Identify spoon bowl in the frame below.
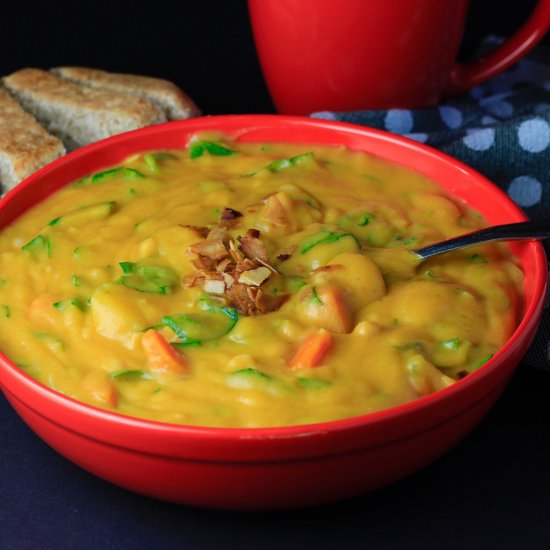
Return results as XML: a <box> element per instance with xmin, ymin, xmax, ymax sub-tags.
<box><xmin>414</xmin><ymin>218</ymin><xmax>550</xmax><ymax>260</ymax></box>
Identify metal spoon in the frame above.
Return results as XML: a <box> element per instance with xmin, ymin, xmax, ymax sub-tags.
<box><xmin>413</xmin><ymin>218</ymin><xmax>550</xmax><ymax>260</ymax></box>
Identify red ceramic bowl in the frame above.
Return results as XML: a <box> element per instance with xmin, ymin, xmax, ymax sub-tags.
<box><xmin>0</xmin><ymin>115</ymin><xmax>546</xmax><ymax>510</ymax></box>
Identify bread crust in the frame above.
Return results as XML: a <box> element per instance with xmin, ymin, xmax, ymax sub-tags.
<box><xmin>52</xmin><ymin>66</ymin><xmax>201</xmax><ymax>120</ymax></box>
<box><xmin>2</xmin><ymin>69</ymin><xmax>167</xmax><ymax>150</ymax></box>
<box><xmin>0</xmin><ymin>66</ymin><xmax>201</xmax><ymax>192</ymax></box>
<box><xmin>0</xmin><ymin>87</ymin><xmax>65</xmax><ymax>193</ymax></box>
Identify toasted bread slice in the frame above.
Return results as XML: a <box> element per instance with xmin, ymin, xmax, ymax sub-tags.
<box><xmin>0</xmin><ymin>87</ymin><xmax>65</xmax><ymax>194</ymax></box>
<box><xmin>2</xmin><ymin>69</ymin><xmax>166</xmax><ymax>151</ymax></box>
<box><xmin>51</xmin><ymin>66</ymin><xmax>201</xmax><ymax>120</ymax></box>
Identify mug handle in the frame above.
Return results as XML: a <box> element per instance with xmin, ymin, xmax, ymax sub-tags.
<box><xmin>446</xmin><ymin>0</ymin><xmax>550</xmax><ymax>95</ymax></box>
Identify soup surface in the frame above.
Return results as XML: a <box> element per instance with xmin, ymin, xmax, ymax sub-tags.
<box><xmin>0</xmin><ymin>137</ymin><xmax>523</xmax><ymax>427</ymax></box>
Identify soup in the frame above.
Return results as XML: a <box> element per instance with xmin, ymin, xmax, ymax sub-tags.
<box><xmin>0</xmin><ymin>137</ymin><xmax>523</xmax><ymax>427</ymax></box>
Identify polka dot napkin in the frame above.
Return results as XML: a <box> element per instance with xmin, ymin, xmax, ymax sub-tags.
<box><xmin>311</xmin><ymin>37</ymin><xmax>550</xmax><ymax>371</ymax></box>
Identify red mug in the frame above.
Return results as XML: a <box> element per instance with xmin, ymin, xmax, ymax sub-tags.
<box><xmin>248</xmin><ymin>0</ymin><xmax>550</xmax><ymax>114</ymax></box>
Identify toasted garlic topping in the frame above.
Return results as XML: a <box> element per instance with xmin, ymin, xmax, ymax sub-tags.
<box><xmin>238</xmin><ymin>266</ymin><xmax>271</xmax><ymax>286</ymax></box>
<box><xmin>203</xmin><ymin>279</ymin><xmax>226</xmax><ymax>294</ymax></box>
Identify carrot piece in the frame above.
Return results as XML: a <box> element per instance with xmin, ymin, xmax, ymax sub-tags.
<box><xmin>28</xmin><ymin>292</ymin><xmax>63</xmax><ymax>326</ymax></box>
<box><xmin>316</xmin><ymin>286</ymin><xmax>353</xmax><ymax>333</ymax></box>
<box><xmin>142</xmin><ymin>329</ymin><xmax>189</xmax><ymax>374</ymax></box>
<box><xmin>82</xmin><ymin>372</ymin><xmax>118</xmax><ymax>407</ymax></box>
<box><xmin>298</xmin><ymin>285</ymin><xmax>354</xmax><ymax>333</ymax></box>
<box><xmin>289</xmin><ymin>329</ymin><xmax>332</xmax><ymax>370</ymax></box>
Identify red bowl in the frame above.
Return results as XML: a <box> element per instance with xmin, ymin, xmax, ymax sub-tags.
<box><xmin>0</xmin><ymin>115</ymin><xmax>546</xmax><ymax>510</ymax></box>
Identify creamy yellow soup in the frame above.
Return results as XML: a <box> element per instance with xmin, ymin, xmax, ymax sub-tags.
<box><xmin>0</xmin><ymin>137</ymin><xmax>523</xmax><ymax>427</ymax></box>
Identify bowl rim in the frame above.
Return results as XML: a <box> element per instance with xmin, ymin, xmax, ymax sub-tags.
<box><xmin>0</xmin><ymin>114</ymin><xmax>546</xmax><ymax>447</ymax></box>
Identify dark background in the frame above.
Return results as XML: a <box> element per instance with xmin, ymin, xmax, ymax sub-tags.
<box><xmin>3</xmin><ymin>1</ymin><xmax>550</xmax><ymax>549</ymax></box>
<box><xmin>1</xmin><ymin>0</ymin><xmax>545</xmax><ymax>115</ymax></box>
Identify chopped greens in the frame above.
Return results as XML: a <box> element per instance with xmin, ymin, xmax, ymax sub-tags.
<box><xmin>472</xmin><ymin>353</ymin><xmax>495</xmax><ymax>371</ymax></box>
<box><xmin>287</xmin><ymin>276</ymin><xmax>307</xmax><ymax>292</ymax></box>
<box><xmin>357</xmin><ymin>213</ymin><xmax>372</xmax><ymax>226</ymax></box>
<box><xmin>423</xmin><ymin>270</ymin><xmax>440</xmax><ymax>280</ymax></box>
<box><xmin>22</xmin><ymin>234</ymin><xmax>52</xmax><ymax>258</ymax></box>
<box><xmin>469</xmin><ymin>254</ymin><xmax>488</xmax><ymax>264</ymax></box>
<box><xmin>124</xmin><ymin>168</ymin><xmax>145</xmax><ymax>180</ymax></box>
<box><xmin>53</xmin><ymin>297</ymin><xmax>87</xmax><ymax>312</ymax></box>
<box><xmin>117</xmin><ymin>262</ymin><xmax>179</xmax><ymax>294</ymax></box>
<box><xmin>189</xmin><ymin>140</ymin><xmax>237</xmax><ymax>159</ymax></box>
<box><xmin>110</xmin><ymin>369</ymin><xmax>153</xmax><ymax>380</ymax></box>
<box><xmin>91</xmin><ymin>168</ymin><xmax>120</xmax><ymax>183</ymax></box>
<box><xmin>440</xmin><ymin>338</ymin><xmax>460</xmax><ymax>351</ymax></box>
<box><xmin>144</xmin><ymin>154</ymin><xmax>160</xmax><ymax>173</ymax></box>
<box><xmin>230</xmin><ymin>368</ymin><xmax>271</xmax><ymax>379</ymax></box>
<box><xmin>199</xmin><ymin>292</ymin><xmax>238</xmax><ymax>319</ymax></box>
<box><xmin>338</xmin><ymin>211</ymin><xmax>373</xmax><ymax>231</ymax></box>
<box><xmin>337</xmin><ymin>211</ymin><xmax>398</xmax><ymax>247</ymax></box>
<box><xmin>172</xmin><ymin>340</ymin><xmax>202</xmax><ymax>349</ymax></box>
<box><xmin>50</xmin><ymin>202</ymin><xmax>116</xmax><ymax>227</ymax></box>
<box><xmin>266</xmin><ymin>152</ymin><xmax>314</xmax><ymax>172</ymax></box>
<box><xmin>89</xmin><ymin>167</ymin><xmax>145</xmax><ymax>183</ymax></box>
<box><xmin>306</xmin><ymin>286</ymin><xmax>323</xmax><ymax>306</ymax></box>
<box><xmin>248</xmin><ymin>152</ymin><xmax>317</xmax><ymax>176</ymax></box>
<box><xmin>161</xmin><ymin>293</ymin><xmax>238</xmax><ymax>345</ymax></box>
<box><xmin>298</xmin><ymin>377</ymin><xmax>330</xmax><ymax>389</ymax></box>
<box><xmin>300</xmin><ymin>229</ymin><xmax>360</xmax><ymax>254</ymax></box>
<box><xmin>226</xmin><ymin>368</ymin><xmax>272</xmax><ymax>389</ymax></box>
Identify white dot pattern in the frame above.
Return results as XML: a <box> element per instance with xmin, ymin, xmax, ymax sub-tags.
<box><xmin>384</xmin><ymin>110</ymin><xmax>414</xmax><ymax>134</ymax></box>
<box><xmin>507</xmin><ymin>175</ymin><xmax>543</xmax><ymax>207</ymax></box>
<box><xmin>439</xmin><ymin>106</ymin><xmax>463</xmax><ymax>129</ymax></box>
<box><xmin>462</xmin><ymin>128</ymin><xmax>495</xmax><ymax>151</ymax></box>
<box><xmin>517</xmin><ymin>119</ymin><xmax>550</xmax><ymax>152</ymax></box>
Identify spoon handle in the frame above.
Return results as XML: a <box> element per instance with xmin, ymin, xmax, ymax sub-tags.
<box><xmin>414</xmin><ymin>218</ymin><xmax>550</xmax><ymax>260</ymax></box>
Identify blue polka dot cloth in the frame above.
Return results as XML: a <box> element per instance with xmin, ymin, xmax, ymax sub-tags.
<box><xmin>311</xmin><ymin>37</ymin><xmax>550</xmax><ymax>371</ymax></box>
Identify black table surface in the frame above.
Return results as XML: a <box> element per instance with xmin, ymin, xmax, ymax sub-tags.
<box><xmin>3</xmin><ymin>2</ymin><xmax>550</xmax><ymax>548</ymax></box>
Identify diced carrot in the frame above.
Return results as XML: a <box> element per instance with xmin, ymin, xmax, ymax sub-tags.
<box><xmin>317</xmin><ymin>286</ymin><xmax>353</xmax><ymax>333</ymax></box>
<box><xmin>298</xmin><ymin>284</ymin><xmax>354</xmax><ymax>333</ymax></box>
<box><xmin>289</xmin><ymin>328</ymin><xmax>332</xmax><ymax>370</ymax></box>
<box><xmin>82</xmin><ymin>372</ymin><xmax>118</xmax><ymax>407</ymax></box>
<box><xmin>142</xmin><ymin>329</ymin><xmax>189</xmax><ymax>374</ymax></box>
<box><xmin>28</xmin><ymin>292</ymin><xmax>63</xmax><ymax>326</ymax></box>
